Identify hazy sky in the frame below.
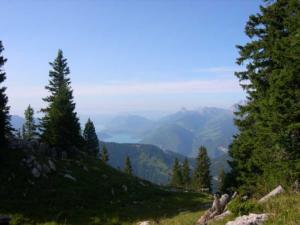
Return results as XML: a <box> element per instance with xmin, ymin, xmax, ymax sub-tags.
<box><xmin>1</xmin><ymin>0</ymin><xmax>262</xmax><ymax>116</ymax></box>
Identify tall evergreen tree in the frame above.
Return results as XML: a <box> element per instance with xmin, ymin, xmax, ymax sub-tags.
<box><xmin>170</xmin><ymin>158</ymin><xmax>183</xmax><ymax>187</ymax></box>
<box><xmin>217</xmin><ymin>169</ymin><xmax>226</xmax><ymax>193</ymax></box>
<box><xmin>229</xmin><ymin>0</ymin><xmax>300</xmax><ymax>191</ymax></box>
<box><xmin>40</xmin><ymin>50</ymin><xmax>82</xmax><ymax>154</ymax></box>
<box><xmin>100</xmin><ymin>144</ymin><xmax>109</xmax><ymax>163</ymax></box>
<box><xmin>192</xmin><ymin>146</ymin><xmax>211</xmax><ymax>192</ymax></box>
<box><xmin>22</xmin><ymin>105</ymin><xmax>37</xmax><ymax>140</ymax></box>
<box><xmin>124</xmin><ymin>155</ymin><xmax>133</xmax><ymax>175</ymax></box>
<box><xmin>83</xmin><ymin>118</ymin><xmax>99</xmax><ymax>156</ymax></box>
<box><xmin>182</xmin><ymin>158</ymin><xmax>191</xmax><ymax>188</ymax></box>
<box><xmin>0</xmin><ymin>41</ymin><xmax>11</xmax><ymax>147</ymax></box>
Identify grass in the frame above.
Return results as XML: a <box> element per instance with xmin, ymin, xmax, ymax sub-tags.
<box><xmin>0</xmin><ymin>147</ymin><xmax>211</xmax><ymax>225</ymax></box>
<box><xmin>208</xmin><ymin>193</ymin><xmax>300</xmax><ymax>225</ymax></box>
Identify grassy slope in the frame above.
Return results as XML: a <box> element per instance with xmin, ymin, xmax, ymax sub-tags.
<box><xmin>0</xmin><ymin>148</ymin><xmax>210</xmax><ymax>225</ymax></box>
<box><xmin>208</xmin><ymin>193</ymin><xmax>300</xmax><ymax>225</ymax></box>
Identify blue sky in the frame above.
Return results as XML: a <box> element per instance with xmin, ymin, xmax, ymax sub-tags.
<box><xmin>1</xmin><ymin>0</ymin><xmax>262</xmax><ymax>116</ymax></box>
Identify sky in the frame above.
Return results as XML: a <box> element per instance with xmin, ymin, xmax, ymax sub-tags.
<box><xmin>1</xmin><ymin>0</ymin><xmax>262</xmax><ymax>117</ymax></box>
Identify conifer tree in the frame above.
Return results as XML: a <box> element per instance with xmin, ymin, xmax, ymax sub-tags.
<box><xmin>101</xmin><ymin>144</ymin><xmax>109</xmax><ymax>163</ymax></box>
<box><xmin>124</xmin><ymin>155</ymin><xmax>132</xmax><ymax>175</ymax></box>
<box><xmin>192</xmin><ymin>146</ymin><xmax>211</xmax><ymax>192</ymax></box>
<box><xmin>229</xmin><ymin>0</ymin><xmax>300</xmax><ymax>191</ymax></box>
<box><xmin>23</xmin><ymin>105</ymin><xmax>37</xmax><ymax>140</ymax></box>
<box><xmin>170</xmin><ymin>158</ymin><xmax>183</xmax><ymax>187</ymax></box>
<box><xmin>217</xmin><ymin>169</ymin><xmax>226</xmax><ymax>193</ymax></box>
<box><xmin>0</xmin><ymin>41</ymin><xmax>11</xmax><ymax>147</ymax></box>
<box><xmin>83</xmin><ymin>118</ymin><xmax>99</xmax><ymax>156</ymax></box>
<box><xmin>182</xmin><ymin>158</ymin><xmax>191</xmax><ymax>188</ymax></box>
<box><xmin>40</xmin><ymin>50</ymin><xmax>82</xmax><ymax>154</ymax></box>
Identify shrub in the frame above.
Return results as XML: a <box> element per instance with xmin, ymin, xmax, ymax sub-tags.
<box><xmin>228</xmin><ymin>197</ymin><xmax>263</xmax><ymax>216</ymax></box>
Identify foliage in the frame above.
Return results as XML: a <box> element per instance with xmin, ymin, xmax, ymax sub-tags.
<box><xmin>124</xmin><ymin>155</ymin><xmax>133</xmax><ymax>175</ymax></box>
<box><xmin>192</xmin><ymin>146</ymin><xmax>211</xmax><ymax>192</ymax></box>
<box><xmin>40</xmin><ymin>50</ymin><xmax>83</xmax><ymax>153</ymax></box>
<box><xmin>22</xmin><ymin>105</ymin><xmax>37</xmax><ymax>140</ymax></box>
<box><xmin>217</xmin><ymin>169</ymin><xmax>226</xmax><ymax>193</ymax></box>
<box><xmin>227</xmin><ymin>197</ymin><xmax>262</xmax><ymax>216</ymax></box>
<box><xmin>83</xmin><ymin>118</ymin><xmax>99</xmax><ymax>156</ymax></box>
<box><xmin>170</xmin><ymin>158</ymin><xmax>183</xmax><ymax>187</ymax></box>
<box><xmin>229</xmin><ymin>0</ymin><xmax>300</xmax><ymax>192</ymax></box>
<box><xmin>100</xmin><ymin>144</ymin><xmax>109</xmax><ymax>163</ymax></box>
<box><xmin>0</xmin><ymin>41</ymin><xmax>11</xmax><ymax>147</ymax></box>
<box><xmin>182</xmin><ymin>158</ymin><xmax>191</xmax><ymax>188</ymax></box>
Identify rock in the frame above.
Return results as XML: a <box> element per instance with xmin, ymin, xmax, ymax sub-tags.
<box><xmin>137</xmin><ymin>221</ymin><xmax>151</xmax><ymax>225</ymax></box>
<box><xmin>48</xmin><ymin>159</ymin><xmax>56</xmax><ymax>171</ymax></box>
<box><xmin>50</xmin><ymin>148</ymin><xmax>58</xmax><ymax>158</ymax></box>
<box><xmin>111</xmin><ymin>188</ymin><xmax>115</xmax><ymax>196</ymax></box>
<box><xmin>39</xmin><ymin>142</ymin><xmax>49</xmax><ymax>154</ymax></box>
<box><xmin>83</xmin><ymin>165</ymin><xmax>89</xmax><ymax>172</ymax></box>
<box><xmin>61</xmin><ymin>151</ymin><xmax>68</xmax><ymax>160</ymax></box>
<box><xmin>294</xmin><ymin>180</ymin><xmax>300</xmax><ymax>192</ymax></box>
<box><xmin>0</xmin><ymin>215</ymin><xmax>11</xmax><ymax>225</ymax></box>
<box><xmin>258</xmin><ymin>185</ymin><xmax>284</xmax><ymax>203</ymax></box>
<box><xmin>226</xmin><ymin>213</ymin><xmax>268</xmax><ymax>225</ymax></box>
<box><xmin>122</xmin><ymin>184</ymin><xmax>128</xmax><ymax>192</ymax></box>
<box><xmin>42</xmin><ymin>163</ymin><xmax>51</xmax><ymax>174</ymax></box>
<box><xmin>214</xmin><ymin>210</ymin><xmax>232</xmax><ymax>220</ymax></box>
<box><xmin>31</xmin><ymin>167</ymin><xmax>41</xmax><ymax>178</ymax></box>
<box><xmin>64</xmin><ymin>174</ymin><xmax>77</xmax><ymax>182</ymax></box>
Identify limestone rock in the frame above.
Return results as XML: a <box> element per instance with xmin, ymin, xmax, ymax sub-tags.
<box><xmin>64</xmin><ymin>174</ymin><xmax>77</xmax><ymax>182</ymax></box>
<box><xmin>31</xmin><ymin>167</ymin><xmax>41</xmax><ymax>178</ymax></box>
<box><xmin>138</xmin><ymin>221</ymin><xmax>151</xmax><ymax>225</ymax></box>
<box><xmin>48</xmin><ymin>159</ymin><xmax>56</xmax><ymax>171</ymax></box>
<box><xmin>226</xmin><ymin>213</ymin><xmax>268</xmax><ymax>225</ymax></box>
<box><xmin>258</xmin><ymin>185</ymin><xmax>284</xmax><ymax>203</ymax></box>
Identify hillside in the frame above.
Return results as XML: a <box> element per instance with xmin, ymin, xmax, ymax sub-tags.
<box><xmin>100</xmin><ymin>142</ymin><xmax>230</xmax><ymax>191</ymax></box>
<box><xmin>0</xmin><ymin>145</ymin><xmax>211</xmax><ymax>225</ymax></box>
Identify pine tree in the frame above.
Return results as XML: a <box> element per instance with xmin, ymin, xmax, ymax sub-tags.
<box><xmin>0</xmin><ymin>41</ymin><xmax>11</xmax><ymax>147</ymax></box>
<box><xmin>229</xmin><ymin>0</ymin><xmax>300</xmax><ymax>191</ymax></box>
<box><xmin>40</xmin><ymin>50</ymin><xmax>83</xmax><ymax>154</ymax></box>
<box><xmin>170</xmin><ymin>158</ymin><xmax>183</xmax><ymax>187</ymax></box>
<box><xmin>101</xmin><ymin>144</ymin><xmax>109</xmax><ymax>163</ymax></box>
<box><xmin>83</xmin><ymin>118</ymin><xmax>99</xmax><ymax>156</ymax></box>
<box><xmin>217</xmin><ymin>169</ymin><xmax>226</xmax><ymax>193</ymax></box>
<box><xmin>182</xmin><ymin>158</ymin><xmax>191</xmax><ymax>188</ymax></box>
<box><xmin>23</xmin><ymin>105</ymin><xmax>37</xmax><ymax>140</ymax></box>
<box><xmin>192</xmin><ymin>146</ymin><xmax>211</xmax><ymax>192</ymax></box>
<box><xmin>124</xmin><ymin>156</ymin><xmax>132</xmax><ymax>175</ymax></box>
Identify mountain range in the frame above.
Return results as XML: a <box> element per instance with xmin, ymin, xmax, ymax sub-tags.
<box><xmin>101</xmin><ymin>107</ymin><xmax>237</xmax><ymax>158</ymax></box>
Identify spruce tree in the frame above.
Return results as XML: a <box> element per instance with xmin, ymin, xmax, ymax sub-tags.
<box><xmin>23</xmin><ymin>105</ymin><xmax>37</xmax><ymax>140</ymax></box>
<box><xmin>124</xmin><ymin>155</ymin><xmax>133</xmax><ymax>175</ymax></box>
<box><xmin>182</xmin><ymin>158</ymin><xmax>191</xmax><ymax>188</ymax></box>
<box><xmin>217</xmin><ymin>169</ymin><xmax>226</xmax><ymax>193</ymax></box>
<box><xmin>40</xmin><ymin>50</ymin><xmax>82</xmax><ymax>154</ymax></box>
<box><xmin>229</xmin><ymin>0</ymin><xmax>300</xmax><ymax>191</ymax></box>
<box><xmin>192</xmin><ymin>146</ymin><xmax>211</xmax><ymax>192</ymax></box>
<box><xmin>101</xmin><ymin>144</ymin><xmax>109</xmax><ymax>163</ymax></box>
<box><xmin>83</xmin><ymin>118</ymin><xmax>99</xmax><ymax>156</ymax></box>
<box><xmin>0</xmin><ymin>41</ymin><xmax>11</xmax><ymax>147</ymax></box>
<box><xmin>170</xmin><ymin>158</ymin><xmax>183</xmax><ymax>187</ymax></box>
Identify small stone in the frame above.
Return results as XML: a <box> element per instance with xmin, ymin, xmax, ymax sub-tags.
<box><xmin>32</xmin><ymin>167</ymin><xmax>41</xmax><ymax>178</ymax></box>
<box><xmin>122</xmin><ymin>184</ymin><xmax>128</xmax><ymax>192</ymax></box>
<box><xmin>48</xmin><ymin>159</ymin><xmax>56</xmax><ymax>171</ymax></box>
<box><xmin>64</xmin><ymin>174</ymin><xmax>77</xmax><ymax>182</ymax></box>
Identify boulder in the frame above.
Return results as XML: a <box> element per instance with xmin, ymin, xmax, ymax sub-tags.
<box><xmin>226</xmin><ymin>213</ymin><xmax>268</xmax><ymax>225</ymax></box>
<box><xmin>64</xmin><ymin>174</ymin><xmax>77</xmax><ymax>182</ymax></box>
<box><xmin>258</xmin><ymin>185</ymin><xmax>284</xmax><ymax>203</ymax></box>
<box><xmin>48</xmin><ymin>159</ymin><xmax>56</xmax><ymax>171</ymax></box>
<box><xmin>31</xmin><ymin>167</ymin><xmax>41</xmax><ymax>178</ymax></box>
<box><xmin>138</xmin><ymin>221</ymin><xmax>151</xmax><ymax>225</ymax></box>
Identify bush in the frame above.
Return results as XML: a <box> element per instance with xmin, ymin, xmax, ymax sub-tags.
<box><xmin>228</xmin><ymin>197</ymin><xmax>263</xmax><ymax>216</ymax></box>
